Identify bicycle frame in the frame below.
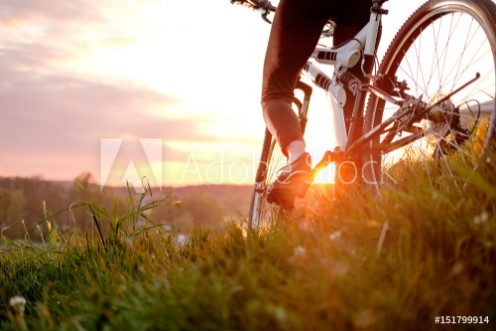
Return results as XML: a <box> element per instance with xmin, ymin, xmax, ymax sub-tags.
<box><xmin>300</xmin><ymin>1</ymin><xmax>384</xmax><ymax>154</ymax></box>
<box><xmin>298</xmin><ymin>0</ymin><xmax>480</xmax><ymax>175</ymax></box>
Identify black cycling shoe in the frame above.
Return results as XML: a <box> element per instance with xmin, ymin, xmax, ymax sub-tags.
<box><xmin>267</xmin><ymin>152</ymin><xmax>312</xmax><ymax>211</ymax></box>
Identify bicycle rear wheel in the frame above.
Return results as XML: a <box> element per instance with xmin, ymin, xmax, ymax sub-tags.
<box><xmin>364</xmin><ymin>0</ymin><xmax>496</xmax><ymax>187</ymax></box>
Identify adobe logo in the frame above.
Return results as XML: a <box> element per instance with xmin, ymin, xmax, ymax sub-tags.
<box><xmin>100</xmin><ymin>138</ymin><xmax>163</xmax><ymax>192</ymax></box>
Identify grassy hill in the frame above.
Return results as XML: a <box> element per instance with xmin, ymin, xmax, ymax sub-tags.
<box><xmin>0</xmin><ymin>158</ymin><xmax>495</xmax><ymax>330</ymax></box>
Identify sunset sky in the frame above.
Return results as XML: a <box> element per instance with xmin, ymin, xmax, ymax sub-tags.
<box><xmin>0</xmin><ymin>0</ymin><xmax>423</xmax><ymax>187</ymax></box>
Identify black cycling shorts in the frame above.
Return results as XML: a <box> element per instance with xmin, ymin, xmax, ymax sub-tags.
<box><xmin>261</xmin><ymin>0</ymin><xmax>371</xmax><ymax>103</ymax></box>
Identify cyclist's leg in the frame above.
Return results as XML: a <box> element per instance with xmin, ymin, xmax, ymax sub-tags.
<box><xmin>261</xmin><ymin>0</ymin><xmax>370</xmax><ymax>151</ymax></box>
<box><xmin>261</xmin><ymin>0</ymin><xmax>332</xmax><ymax>158</ymax></box>
<box><xmin>261</xmin><ymin>0</ymin><xmax>371</xmax><ymax>206</ymax></box>
<box><xmin>261</xmin><ymin>0</ymin><xmax>334</xmax><ymax>208</ymax></box>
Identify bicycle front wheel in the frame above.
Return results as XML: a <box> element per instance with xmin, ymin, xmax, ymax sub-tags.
<box><xmin>364</xmin><ymin>0</ymin><xmax>496</xmax><ymax>186</ymax></box>
<box><xmin>248</xmin><ymin>128</ymin><xmax>287</xmax><ymax>230</ymax></box>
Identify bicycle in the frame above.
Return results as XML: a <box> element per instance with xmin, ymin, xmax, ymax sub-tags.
<box><xmin>231</xmin><ymin>0</ymin><xmax>496</xmax><ymax>230</ymax></box>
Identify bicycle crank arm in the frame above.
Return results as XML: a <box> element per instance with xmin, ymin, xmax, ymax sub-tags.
<box><xmin>310</xmin><ymin>150</ymin><xmax>344</xmax><ymax>181</ymax></box>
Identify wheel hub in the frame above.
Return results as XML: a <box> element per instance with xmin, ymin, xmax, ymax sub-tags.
<box><xmin>423</xmin><ymin>97</ymin><xmax>459</xmax><ymax>141</ymax></box>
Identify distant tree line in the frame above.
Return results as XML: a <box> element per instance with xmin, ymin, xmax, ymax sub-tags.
<box><xmin>0</xmin><ymin>173</ymin><xmax>116</xmax><ymax>240</ymax></box>
<box><xmin>0</xmin><ymin>174</ymin><xmax>251</xmax><ymax>240</ymax></box>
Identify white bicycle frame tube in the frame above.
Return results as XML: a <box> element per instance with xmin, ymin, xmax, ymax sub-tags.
<box><xmin>302</xmin><ymin>11</ymin><xmax>382</xmax><ymax>150</ymax></box>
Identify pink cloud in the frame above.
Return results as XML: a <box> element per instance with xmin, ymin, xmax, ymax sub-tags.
<box><xmin>0</xmin><ymin>0</ymin><xmax>228</xmax><ymax>182</ymax></box>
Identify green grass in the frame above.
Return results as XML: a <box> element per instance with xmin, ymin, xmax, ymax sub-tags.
<box><xmin>1</xmin><ymin>157</ymin><xmax>495</xmax><ymax>330</ymax></box>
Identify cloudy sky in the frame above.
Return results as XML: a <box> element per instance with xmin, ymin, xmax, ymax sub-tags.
<box><xmin>0</xmin><ymin>0</ymin><xmax>423</xmax><ymax>187</ymax></box>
